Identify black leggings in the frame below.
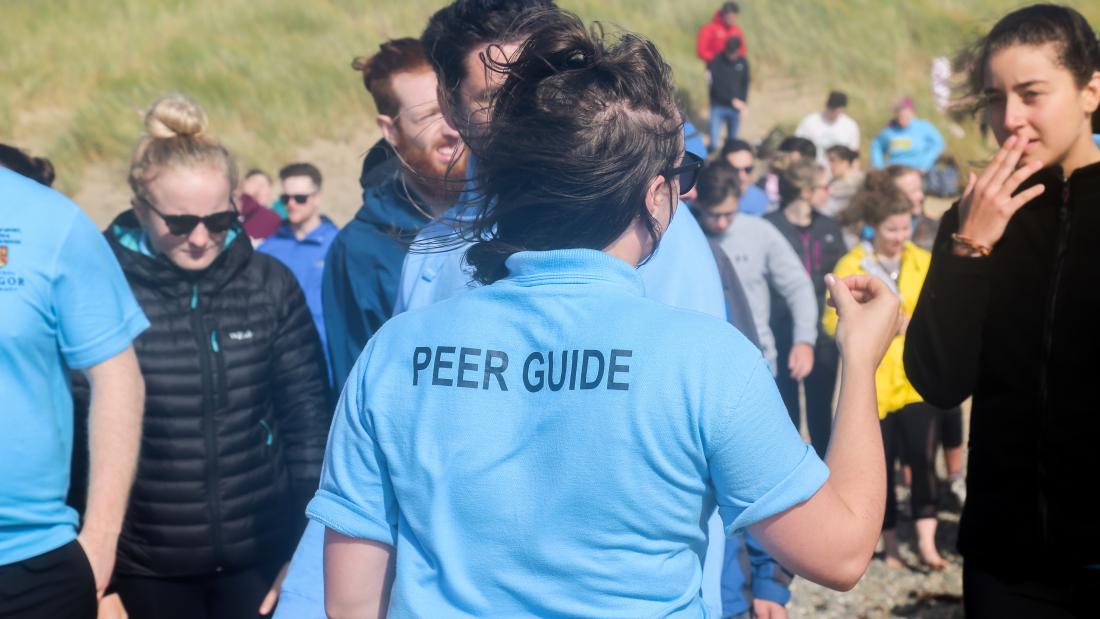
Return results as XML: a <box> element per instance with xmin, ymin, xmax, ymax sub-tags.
<box><xmin>882</xmin><ymin>402</ymin><xmax>940</xmax><ymax>529</ymax></box>
<box><xmin>113</xmin><ymin>563</ymin><xmax>281</xmax><ymax>619</ymax></box>
<box><xmin>964</xmin><ymin>560</ymin><xmax>1100</xmax><ymax>618</ymax></box>
<box><xmin>775</xmin><ymin>342</ymin><xmax>837</xmax><ymax>460</ymax></box>
<box><xmin>940</xmin><ymin>405</ymin><xmax>963</xmax><ymax>449</ymax></box>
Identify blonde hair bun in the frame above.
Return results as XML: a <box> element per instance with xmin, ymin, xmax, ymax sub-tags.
<box><xmin>144</xmin><ymin>93</ymin><xmax>208</xmax><ymax>139</ymax></box>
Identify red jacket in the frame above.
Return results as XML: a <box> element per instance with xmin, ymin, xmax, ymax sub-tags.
<box><xmin>696</xmin><ymin>11</ymin><xmax>747</xmax><ymax>63</ymax></box>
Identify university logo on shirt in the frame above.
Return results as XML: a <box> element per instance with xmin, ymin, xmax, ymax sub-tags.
<box><xmin>0</xmin><ymin>245</ymin><xmax>7</xmax><ymax>268</ymax></box>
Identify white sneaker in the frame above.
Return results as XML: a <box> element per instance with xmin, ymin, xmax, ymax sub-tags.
<box><xmin>950</xmin><ymin>476</ymin><xmax>967</xmax><ymax>505</ymax></box>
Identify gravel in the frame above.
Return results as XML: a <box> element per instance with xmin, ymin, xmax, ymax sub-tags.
<box><xmin>787</xmin><ymin>497</ymin><xmax>964</xmax><ymax>618</ymax></box>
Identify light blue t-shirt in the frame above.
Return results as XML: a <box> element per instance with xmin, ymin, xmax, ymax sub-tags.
<box><xmin>0</xmin><ymin>169</ymin><xmax>148</xmax><ymax>565</ymax></box>
<box><xmin>394</xmin><ymin>203</ymin><xmax>726</xmax><ymax>319</ymax></box>
<box><xmin>307</xmin><ymin>249</ymin><xmax>828</xmax><ymax>617</ymax></box>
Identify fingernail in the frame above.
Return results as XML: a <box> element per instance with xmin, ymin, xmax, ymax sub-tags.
<box><xmin>825</xmin><ymin>274</ymin><xmax>836</xmax><ymax>286</ymax></box>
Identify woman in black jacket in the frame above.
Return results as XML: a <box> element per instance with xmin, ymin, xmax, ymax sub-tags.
<box><xmin>904</xmin><ymin>5</ymin><xmax>1100</xmax><ymax>616</ymax></box>
<box><xmin>765</xmin><ymin>159</ymin><xmax>847</xmax><ymax>458</ymax></box>
<box><xmin>76</xmin><ymin>94</ymin><xmax>330</xmax><ymax>619</ymax></box>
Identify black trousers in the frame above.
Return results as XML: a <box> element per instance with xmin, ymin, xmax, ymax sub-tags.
<box><xmin>0</xmin><ymin>540</ymin><xmax>96</xmax><ymax>619</ymax></box>
<box><xmin>882</xmin><ymin>402</ymin><xmax>940</xmax><ymax>529</ymax></box>
<box><xmin>114</xmin><ymin>563</ymin><xmax>281</xmax><ymax>619</ymax></box>
<box><xmin>775</xmin><ymin>341</ymin><xmax>837</xmax><ymax>460</ymax></box>
<box><xmin>964</xmin><ymin>560</ymin><xmax>1100</xmax><ymax>618</ymax></box>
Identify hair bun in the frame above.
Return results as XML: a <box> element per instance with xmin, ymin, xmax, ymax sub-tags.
<box><xmin>144</xmin><ymin>93</ymin><xmax>208</xmax><ymax>139</ymax></box>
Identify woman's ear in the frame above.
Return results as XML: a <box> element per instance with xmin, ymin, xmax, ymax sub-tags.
<box><xmin>644</xmin><ymin>173</ymin><xmax>677</xmax><ymax>230</ymax></box>
<box><xmin>131</xmin><ymin>198</ymin><xmax>149</xmax><ymax>226</ymax></box>
<box><xmin>1081</xmin><ymin>70</ymin><xmax>1100</xmax><ymax>117</ymax></box>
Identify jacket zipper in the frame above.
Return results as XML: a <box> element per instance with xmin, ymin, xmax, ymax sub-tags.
<box><xmin>191</xmin><ymin>284</ymin><xmax>226</xmax><ymax>570</ymax></box>
<box><xmin>1036</xmin><ymin>182</ymin><xmax>1072</xmax><ymax>551</ymax></box>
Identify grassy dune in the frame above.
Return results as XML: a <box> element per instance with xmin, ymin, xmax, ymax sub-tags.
<box><xmin>2</xmin><ymin>0</ymin><xmax>1098</xmax><ymax>222</ymax></box>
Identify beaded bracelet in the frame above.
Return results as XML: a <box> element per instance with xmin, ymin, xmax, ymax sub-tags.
<box><xmin>950</xmin><ymin>233</ymin><xmax>993</xmax><ymax>257</ymax></box>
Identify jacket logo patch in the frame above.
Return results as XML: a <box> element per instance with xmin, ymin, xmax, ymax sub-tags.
<box><xmin>228</xmin><ymin>330</ymin><xmax>254</xmax><ymax>341</ymax></box>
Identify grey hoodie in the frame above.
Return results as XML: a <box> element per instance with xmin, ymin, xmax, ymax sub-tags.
<box><xmin>714</xmin><ymin>214</ymin><xmax>818</xmax><ymax>374</ymax></box>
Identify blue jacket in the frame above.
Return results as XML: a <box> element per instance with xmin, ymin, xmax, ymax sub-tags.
<box><xmin>258</xmin><ymin>217</ymin><xmax>339</xmax><ymax>375</ymax></box>
<box><xmin>320</xmin><ymin>161</ymin><xmax>430</xmax><ymax>390</ymax></box>
<box><xmin>871</xmin><ymin>118</ymin><xmax>945</xmax><ymax>171</ymax></box>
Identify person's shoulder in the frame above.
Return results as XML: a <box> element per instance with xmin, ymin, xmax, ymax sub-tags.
<box><xmin>248</xmin><ymin>248</ymin><xmax>299</xmax><ymax>290</ymax></box>
<box><xmin>905</xmin><ymin>241</ymin><xmax>932</xmax><ymax>264</ymax></box>
<box><xmin>744</xmin><ymin>212</ymin><xmax>783</xmax><ymax>236</ymax></box>
<box><xmin>834</xmin><ymin>244</ymin><xmax>866</xmax><ymax>274</ymax></box>
<box><xmin>1</xmin><ymin>169</ymin><xmax>81</xmax><ymax>223</ymax></box>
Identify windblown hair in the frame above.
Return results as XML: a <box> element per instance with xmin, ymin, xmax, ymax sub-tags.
<box><xmin>353</xmin><ymin>38</ymin><xmax>432</xmax><ymax>117</ymax></box>
<box><xmin>0</xmin><ymin>143</ymin><xmax>55</xmax><ymax>187</ymax></box>
<box><xmin>463</xmin><ymin>10</ymin><xmax>682</xmax><ymax>284</ymax></box>
<box><xmin>840</xmin><ymin>169</ymin><xmax>913</xmax><ymax>227</ymax></box>
<box><xmin>956</xmin><ymin>4</ymin><xmax>1100</xmax><ymax>132</ymax></box>
<box><xmin>128</xmin><ymin>93</ymin><xmax>238</xmax><ymax>206</ymax></box>
<box><xmin>421</xmin><ymin>0</ymin><xmax>558</xmax><ymax>131</ymax></box>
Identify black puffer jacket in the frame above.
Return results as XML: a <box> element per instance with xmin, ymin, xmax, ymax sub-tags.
<box><xmin>75</xmin><ymin>211</ymin><xmax>330</xmax><ymax>578</ymax></box>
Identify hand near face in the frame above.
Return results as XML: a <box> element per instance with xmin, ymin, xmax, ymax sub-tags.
<box><xmin>956</xmin><ymin>135</ymin><xmax>1045</xmax><ymax>252</ymax></box>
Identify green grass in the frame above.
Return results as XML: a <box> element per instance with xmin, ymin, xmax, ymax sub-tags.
<box><xmin>2</xmin><ymin>0</ymin><xmax>1098</xmax><ymax>197</ymax></box>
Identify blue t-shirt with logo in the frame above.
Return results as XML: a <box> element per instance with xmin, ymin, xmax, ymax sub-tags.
<box><xmin>307</xmin><ymin>249</ymin><xmax>828</xmax><ymax>617</ymax></box>
<box><xmin>0</xmin><ymin>169</ymin><xmax>148</xmax><ymax>565</ymax></box>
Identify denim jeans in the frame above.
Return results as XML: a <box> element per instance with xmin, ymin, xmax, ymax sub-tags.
<box><xmin>709</xmin><ymin>104</ymin><xmax>740</xmax><ymax>152</ymax></box>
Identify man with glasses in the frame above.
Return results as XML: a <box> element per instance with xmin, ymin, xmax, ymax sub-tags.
<box><xmin>258</xmin><ymin>162</ymin><xmax>339</xmax><ymax>378</ymax></box>
<box><xmin>720</xmin><ymin>139</ymin><xmax>770</xmax><ymax>216</ymax></box>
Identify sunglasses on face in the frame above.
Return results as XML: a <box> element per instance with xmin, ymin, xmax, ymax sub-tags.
<box><xmin>280</xmin><ymin>192</ymin><xmax>316</xmax><ymax>205</ymax></box>
<box><xmin>733</xmin><ymin>165</ymin><xmax>754</xmax><ymax>175</ymax></box>
<box><xmin>662</xmin><ymin>151</ymin><xmax>705</xmax><ymax>196</ymax></box>
<box><xmin>142</xmin><ymin>198</ymin><xmax>238</xmax><ymax>236</ymax></box>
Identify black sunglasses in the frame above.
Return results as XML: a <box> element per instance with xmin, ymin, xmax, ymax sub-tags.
<box><xmin>732</xmin><ymin>165</ymin><xmax>754</xmax><ymax>175</ymax></box>
<box><xmin>662</xmin><ymin>151</ymin><xmax>704</xmax><ymax>196</ymax></box>
<box><xmin>280</xmin><ymin>192</ymin><xmax>316</xmax><ymax>205</ymax></box>
<box><xmin>142</xmin><ymin>199</ymin><xmax>239</xmax><ymax>236</ymax></box>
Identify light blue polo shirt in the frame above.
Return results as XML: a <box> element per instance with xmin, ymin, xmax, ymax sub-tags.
<box><xmin>0</xmin><ymin>169</ymin><xmax>148</xmax><ymax>565</ymax></box>
<box><xmin>307</xmin><ymin>249</ymin><xmax>828</xmax><ymax>617</ymax></box>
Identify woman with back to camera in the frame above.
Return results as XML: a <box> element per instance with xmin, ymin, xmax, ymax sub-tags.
<box><xmin>905</xmin><ymin>4</ymin><xmax>1100</xmax><ymax>615</ymax></box>
<box><xmin>311</xmin><ymin>11</ymin><xmax>902</xmax><ymax>618</ymax></box>
<box><xmin>766</xmin><ymin>159</ymin><xmax>848</xmax><ymax>460</ymax></box>
<box><xmin>72</xmin><ymin>93</ymin><xmax>330</xmax><ymax>619</ymax></box>
<box><xmin>822</xmin><ymin>172</ymin><xmax>946</xmax><ymax>571</ymax></box>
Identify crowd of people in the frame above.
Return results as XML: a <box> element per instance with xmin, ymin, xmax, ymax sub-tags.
<box><xmin>2</xmin><ymin>1</ymin><xmax>1099</xmax><ymax>618</ymax></box>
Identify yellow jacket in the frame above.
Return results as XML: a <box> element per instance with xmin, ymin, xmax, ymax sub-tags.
<box><xmin>822</xmin><ymin>241</ymin><xmax>931</xmax><ymax>419</ymax></box>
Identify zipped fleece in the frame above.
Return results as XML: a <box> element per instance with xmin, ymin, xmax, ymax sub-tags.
<box><xmin>905</xmin><ymin>161</ymin><xmax>1100</xmax><ymax>575</ymax></box>
<box><xmin>74</xmin><ymin>210</ymin><xmax>330</xmax><ymax>577</ymax></box>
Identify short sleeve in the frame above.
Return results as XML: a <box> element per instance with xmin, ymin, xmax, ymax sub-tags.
<box><xmin>53</xmin><ymin>210</ymin><xmax>148</xmax><ymax>369</ymax></box>
<box><xmin>707</xmin><ymin>358</ymin><xmax>829</xmax><ymax>534</ymax></box>
<box><xmin>306</xmin><ymin>343</ymin><xmax>398</xmax><ymax>546</ymax></box>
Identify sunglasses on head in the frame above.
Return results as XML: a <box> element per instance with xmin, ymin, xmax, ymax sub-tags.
<box><xmin>662</xmin><ymin>151</ymin><xmax>705</xmax><ymax>196</ymax></box>
<box><xmin>280</xmin><ymin>192</ymin><xmax>316</xmax><ymax>205</ymax></box>
<box><xmin>141</xmin><ymin>198</ymin><xmax>239</xmax><ymax>236</ymax></box>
